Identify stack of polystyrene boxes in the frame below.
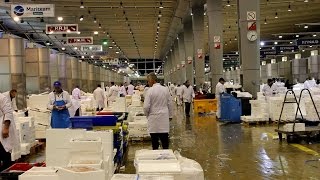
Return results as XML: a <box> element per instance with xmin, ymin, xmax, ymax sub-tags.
<box><xmin>128</xmin><ymin>115</ymin><xmax>149</xmax><ymax>139</ymax></box>
<box><xmin>15</xmin><ymin>117</ymin><xmax>36</xmax><ymax>155</ymax></box>
<box><xmin>268</xmin><ymin>96</ymin><xmax>295</xmax><ymax>122</ymax></box>
<box><xmin>46</xmin><ymin>129</ymin><xmax>115</xmax><ymax>180</ymax></box>
<box><xmin>241</xmin><ymin>100</ymin><xmax>268</xmax><ymax>122</ymax></box>
<box><xmin>125</xmin><ymin>95</ymin><xmax>132</xmax><ymax>106</ymax></box>
<box><xmin>111</xmin><ymin>97</ymin><xmax>127</xmax><ymax>112</ymax></box>
<box><xmin>58</xmin><ymin>166</ymin><xmax>105</xmax><ymax>180</ymax></box>
<box><xmin>304</xmin><ymin>98</ymin><xmax>320</xmax><ymax>121</ymax></box>
<box><xmin>134</xmin><ymin>150</ymin><xmax>181</xmax><ymax>178</ymax></box>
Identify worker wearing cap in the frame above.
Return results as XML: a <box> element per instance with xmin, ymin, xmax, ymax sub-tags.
<box><xmin>47</xmin><ymin>81</ymin><xmax>72</xmax><ymax>128</ymax></box>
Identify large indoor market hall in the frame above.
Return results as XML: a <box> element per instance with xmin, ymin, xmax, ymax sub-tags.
<box><xmin>0</xmin><ymin>0</ymin><xmax>320</xmax><ymax>179</ymax></box>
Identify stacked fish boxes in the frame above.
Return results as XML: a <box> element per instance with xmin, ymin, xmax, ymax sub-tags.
<box><xmin>269</xmin><ymin>96</ymin><xmax>296</xmax><ymax>122</ymax></box>
<box><xmin>111</xmin><ymin>174</ymin><xmax>174</xmax><ymax>180</ymax></box>
<box><xmin>241</xmin><ymin>100</ymin><xmax>268</xmax><ymax>122</ymax></box>
<box><xmin>304</xmin><ymin>98</ymin><xmax>320</xmax><ymax>121</ymax></box>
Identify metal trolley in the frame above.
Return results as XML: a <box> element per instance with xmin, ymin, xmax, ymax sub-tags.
<box><xmin>275</xmin><ymin>89</ymin><xmax>320</xmax><ymax>143</ymax></box>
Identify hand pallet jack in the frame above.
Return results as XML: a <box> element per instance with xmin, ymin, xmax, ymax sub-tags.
<box><xmin>275</xmin><ymin>89</ymin><xmax>320</xmax><ymax>143</ymax></box>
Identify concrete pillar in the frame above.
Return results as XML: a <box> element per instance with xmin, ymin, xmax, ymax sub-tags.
<box><xmin>168</xmin><ymin>51</ymin><xmax>174</xmax><ymax>83</ymax></box>
<box><xmin>58</xmin><ymin>53</ymin><xmax>67</xmax><ymax>89</ymax></box>
<box><xmin>25</xmin><ymin>48</ymin><xmax>51</xmax><ymax>94</ymax></box>
<box><xmin>178</xmin><ymin>33</ymin><xmax>186</xmax><ymax>84</ymax></box>
<box><xmin>66</xmin><ymin>56</ymin><xmax>72</xmax><ymax>93</ymax></box>
<box><xmin>49</xmin><ymin>52</ymin><xmax>58</xmax><ymax>85</ymax></box>
<box><xmin>71</xmin><ymin>57</ymin><xmax>80</xmax><ymax>90</ymax></box>
<box><xmin>0</xmin><ymin>35</ymin><xmax>26</xmax><ymax>109</ymax></box>
<box><xmin>88</xmin><ymin>64</ymin><xmax>94</xmax><ymax>92</ymax></box>
<box><xmin>207</xmin><ymin>0</ymin><xmax>223</xmax><ymax>92</ymax></box>
<box><xmin>80</xmin><ymin>61</ymin><xmax>88</xmax><ymax>92</ymax></box>
<box><xmin>192</xmin><ymin>5</ymin><xmax>205</xmax><ymax>89</ymax></box>
<box><xmin>94</xmin><ymin>66</ymin><xmax>100</xmax><ymax>86</ymax></box>
<box><xmin>238</xmin><ymin>0</ymin><xmax>261</xmax><ymax>96</ymax></box>
<box><xmin>174</xmin><ymin>40</ymin><xmax>180</xmax><ymax>84</ymax></box>
<box><xmin>184</xmin><ymin>17</ymin><xmax>194</xmax><ymax>85</ymax></box>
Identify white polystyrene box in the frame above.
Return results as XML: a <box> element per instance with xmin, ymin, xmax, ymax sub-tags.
<box><xmin>111</xmin><ymin>174</ymin><xmax>136</xmax><ymax>180</ymax></box>
<box><xmin>57</xmin><ymin>166</ymin><xmax>105</xmax><ymax>180</ymax></box>
<box><xmin>46</xmin><ymin>148</ymin><xmax>71</xmax><ymax>167</ymax></box>
<box><xmin>136</xmin><ymin>160</ymin><xmax>182</xmax><ymax>175</ymax></box>
<box><xmin>68</xmin><ymin>160</ymin><xmax>103</xmax><ymax>169</ymax></box>
<box><xmin>46</xmin><ymin>129</ymin><xmax>86</xmax><ymax>149</ymax></box>
<box><xmin>85</xmin><ymin>131</ymin><xmax>114</xmax><ymax>158</ymax></box>
<box><xmin>135</xmin><ymin>149</ymin><xmax>177</xmax><ymax>161</ymax></box>
<box><xmin>18</xmin><ymin>117</ymin><xmax>35</xmax><ymax>127</ymax></box>
<box><xmin>283</xmin><ymin>123</ymin><xmax>305</xmax><ymax>132</ymax></box>
<box><xmin>16</xmin><ymin>121</ymin><xmax>30</xmax><ymax>132</ymax></box>
<box><xmin>19</xmin><ymin>172</ymin><xmax>59</xmax><ymax>180</ymax></box>
<box><xmin>69</xmin><ymin>137</ymin><xmax>102</xmax><ymax>152</ymax></box>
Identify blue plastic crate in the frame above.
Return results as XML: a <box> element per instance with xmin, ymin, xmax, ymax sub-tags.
<box><xmin>70</xmin><ymin>118</ymin><xmax>93</xmax><ymax>130</ymax></box>
<box><xmin>93</xmin><ymin>116</ymin><xmax>118</xmax><ymax>126</ymax></box>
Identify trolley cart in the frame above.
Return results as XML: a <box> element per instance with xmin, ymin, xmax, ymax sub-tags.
<box><xmin>275</xmin><ymin>89</ymin><xmax>320</xmax><ymax>143</ymax></box>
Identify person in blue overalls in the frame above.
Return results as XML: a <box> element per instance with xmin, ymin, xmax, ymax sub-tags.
<box><xmin>47</xmin><ymin>81</ymin><xmax>72</xmax><ymax>128</ymax></box>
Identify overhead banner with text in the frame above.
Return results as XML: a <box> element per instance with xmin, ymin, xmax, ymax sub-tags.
<box><xmin>46</xmin><ymin>24</ymin><xmax>78</xmax><ymax>34</ymax></box>
<box><xmin>11</xmin><ymin>4</ymin><xmax>55</xmax><ymax>17</ymax></box>
<box><xmin>81</xmin><ymin>45</ymin><xmax>103</xmax><ymax>52</ymax></box>
<box><xmin>297</xmin><ymin>39</ymin><xmax>320</xmax><ymax>46</ymax></box>
<box><xmin>67</xmin><ymin>37</ymin><xmax>93</xmax><ymax>45</ymax></box>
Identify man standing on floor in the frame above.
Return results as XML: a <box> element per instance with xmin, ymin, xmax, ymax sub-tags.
<box><xmin>93</xmin><ymin>84</ymin><xmax>105</xmax><ymax>112</ymax></box>
<box><xmin>2</xmin><ymin>89</ymin><xmax>18</xmax><ymax>112</ymax></box>
<box><xmin>127</xmin><ymin>82</ymin><xmax>135</xmax><ymax>95</ymax></box>
<box><xmin>215</xmin><ymin>78</ymin><xmax>226</xmax><ymax>119</ymax></box>
<box><xmin>71</xmin><ymin>86</ymin><xmax>81</xmax><ymax>116</ymax></box>
<box><xmin>144</xmin><ymin>73</ymin><xmax>173</xmax><ymax>150</ymax></box>
<box><xmin>181</xmin><ymin>80</ymin><xmax>195</xmax><ymax>117</ymax></box>
<box><xmin>175</xmin><ymin>84</ymin><xmax>183</xmax><ymax>106</ymax></box>
<box><xmin>0</xmin><ymin>93</ymin><xmax>18</xmax><ymax>172</ymax></box>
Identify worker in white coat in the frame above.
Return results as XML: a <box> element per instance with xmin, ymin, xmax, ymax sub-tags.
<box><xmin>47</xmin><ymin>81</ymin><xmax>72</xmax><ymax>128</ymax></box>
<box><xmin>144</xmin><ymin>73</ymin><xmax>173</xmax><ymax>150</ymax></box>
<box><xmin>93</xmin><ymin>84</ymin><xmax>105</xmax><ymax>112</ymax></box>
<box><xmin>181</xmin><ymin>80</ymin><xmax>195</xmax><ymax>117</ymax></box>
<box><xmin>71</xmin><ymin>86</ymin><xmax>81</xmax><ymax>116</ymax></box>
<box><xmin>262</xmin><ymin>79</ymin><xmax>278</xmax><ymax>98</ymax></box>
<box><xmin>127</xmin><ymin>82</ymin><xmax>135</xmax><ymax>95</ymax></box>
<box><xmin>175</xmin><ymin>84</ymin><xmax>183</xmax><ymax>106</ymax></box>
<box><xmin>2</xmin><ymin>90</ymin><xmax>18</xmax><ymax>112</ymax></box>
<box><xmin>108</xmin><ymin>82</ymin><xmax>119</xmax><ymax>103</ymax></box>
<box><xmin>119</xmin><ymin>83</ymin><xmax>127</xmax><ymax>97</ymax></box>
<box><xmin>215</xmin><ymin>78</ymin><xmax>226</xmax><ymax>119</ymax></box>
<box><xmin>0</xmin><ymin>93</ymin><xmax>19</xmax><ymax>171</ymax></box>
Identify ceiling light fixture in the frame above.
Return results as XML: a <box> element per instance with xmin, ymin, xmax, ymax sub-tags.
<box><xmin>226</xmin><ymin>0</ymin><xmax>231</xmax><ymax>7</ymax></box>
<box><xmin>159</xmin><ymin>2</ymin><xmax>163</xmax><ymax>9</ymax></box>
<box><xmin>275</xmin><ymin>12</ymin><xmax>278</xmax><ymax>19</ymax></box>
<box><xmin>279</xmin><ymin>35</ymin><xmax>283</xmax><ymax>39</ymax></box>
<box><xmin>94</xmin><ymin>31</ymin><xmax>99</xmax><ymax>35</ymax></box>
<box><xmin>93</xmin><ymin>18</ymin><xmax>97</xmax><ymax>23</ymax></box>
<box><xmin>79</xmin><ymin>15</ymin><xmax>84</xmax><ymax>21</ymax></box>
<box><xmin>264</xmin><ymin>18</ymin><xmax>268</xmax><ymax>24</ymax></box>
<box><xmin>313</xmin><ymin>34</ymin><xmax>317</xmax><ymax>37</ymax></box>
<box><xmin>296</xmin><ymin>34</ymin><xmax>299</xmax><ymax>38</ymax></box>
<box><xmin>234</xmin><ymin>36</ymin><xmax>237</xmax><ymax>41</ymax></box>
<box><xmin>274</xmin><ymin>42</ymin><xmax>278</xmax><ymax>45</ymax></box>
<box><xmin>304</xmin><ymin>0</ymin><xmax>308</xmax><ymax>2</ymax></box>
<box><xmin>304</xmin><ymin>25</ymin><xmax>308</xmax><ymax>29</ymax></box>
<box><xmin>77</xmin><ymin>31</ymin><xmax>81</xmax><ymax>34</ymax></box>
<box><xmin>99</xmin><ymin>23</ymin><xmax>102</xmax><ymax>28</ymax></box>
<box><xmin>74</xmin><ymin>47</ymin><xmax>78</xmax><ymax>50</ymax></box>
<box><xmin>260</xmin><ymin>41</ymin><xmax>265</xmax><ymax>46</ymax></box>
<box><xmin>116</xmin><ymin>51</ymin><xmax>119</xmax><ymax>54</ymax></box>
<box><xmin>158</xmin><ymin>11</ymin><xmax>162</xmax><ymax>17</ymax></box>
<box><xmin>61</xmin><ymin>47</ymin><xmax>66</xmax><ymax>51</ymax></box>
<box><xmin>13</xmin><ymin>17</ymin><xmax>20</xmax><ymax>22</ymax></box>
<box><xmin>80</xmin><ymin>1</ymin><xmax>84</xmax><ymax>8</ymax></box>
<box><xmin>57</xmin><ymin>17</ymin><xmax>63</xmax><ymax>21</ymax></box>
<box><xmin>290</xmin><ymin>41</ymin><xmax>293</xmax><ymax>44</ymax></box>
<box><xmin>81</xmin><ymin>56</ymin><xmax>85</xmax><ymax>58</ymax></box>
<box><xmin>91</xmin><ymin>55</ymin><xmax>94</xmax><ymax>58</ymax></box>
<box><xmin>288</xmin><ymin>4</ymin><xmax>292</xmax><ymax>11</ymax></box>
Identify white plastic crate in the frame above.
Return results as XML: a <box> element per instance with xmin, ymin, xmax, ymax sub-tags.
<box><xmin>69</xmin><ymin>137</ymin><xmax>102</xmax><ymax>152</ymax></box>
<box><xmin>68</xmin><ymin>160</ymin><xmax>103</xmax><ymax>169</ymax></box>
<box><xmin>283</xmin><ymin>123</ymin><xmax>305</xmax><ymax>132</ymax></box>
<box><xmin>58</xmin><ymin>166</ymin><xmax>105</xmax><ymax>180</ymax></box>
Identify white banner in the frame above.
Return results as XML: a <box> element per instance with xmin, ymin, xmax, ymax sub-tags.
<box><xmin>11</xmin><ymin>4</ymin><xmax>55</xmax><ymax>18</ymax></box>
<box><xmin>81</xmin><ymin>45</ymin><xmax>103</xmax><ymax>52</ymax></box>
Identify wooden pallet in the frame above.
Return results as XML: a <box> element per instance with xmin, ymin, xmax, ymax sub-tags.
<box><xmin>242</xmin><ymin>120</ymin><xmax>270</xmax><ymax>126</ymax></box>
<box><xmin>129</xmin><ymin>136</ymin><xmax>151</xmax><ymax>142</ymax></box>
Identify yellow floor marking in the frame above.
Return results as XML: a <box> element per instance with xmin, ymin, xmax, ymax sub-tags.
<box><xmin>291</xmin><ymin>144</ymin><xmax>320</xmax><ymax>157</ymax></box>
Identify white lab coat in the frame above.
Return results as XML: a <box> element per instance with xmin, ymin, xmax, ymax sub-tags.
<box><xmin>72</xmin><ymin>88</ymin><xmax>81</xmax><ymax>100</ymax></box>
<box><xmin>2</xmin><ymin>91</ymin><xmax>18</xmax><ymax>111</ymax></box>
<box><xmin>119</xmin><ymin>86</ymin><xmax>127</xmax><ymax>96</ymax></box>
<box><xmin>47</xmin><ymin>91</ymin><xmax>72</xmax><ymax>110</ymax></box>
<box><xmin>181</xmin><ymin>85</ymin><xmax>195</xmax><ymax>103</ymax></box>
<box><xmin>175</xmin><ymin>86</ymin><xmax>183</xmax><ymax>105</ymax></box>
<box><xmin>0</xmin><ymin>93</ymin><xmax>19</xmax><ymax>153</ymax></box>
<box><xmin>262</xmin><ymin>84</ymin><xmax>278</xmax><ymax>98</ymax></box>
<box><xmin>143</xmin><ymin>83</ymin><xmax>173</xmax><ymax>133</ymax></box>
<box><xmin>169</xmin><ymin>84</ymin><xmax>176</xmax><ymax>96</ymax></box>
<box><xmin>143</xmin><ymin>87</ymin><xmax>150</xmax><ymax>98</ymax></box>
<box><xmin>127</xmin><ymin>84</ymin><xmax>135</xmax><ymax>95</ymax></box>
<box><xmin>215</xmin><ymin>82</ymin><xmax>226</xmax><ymax>119</ymax></box>
<box><xmin>93</xmin><ymin>87</ymin><xmax>105</xmax><ymax>109</ymax></box>
<box><xmin>108</xmin><ymin>85</ymin><xmax>119</xmax><ymax>102</ymax></box>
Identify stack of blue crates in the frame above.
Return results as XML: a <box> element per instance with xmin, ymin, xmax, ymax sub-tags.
<box><xmin>220</xmin><ymin>93</ymin><xmax>242</xmax><ymax>122</ymax></box>
<box><xmin>70</xmin><ymin>116</ymin><xmax>118</xmax><ymax>130</ymax></box>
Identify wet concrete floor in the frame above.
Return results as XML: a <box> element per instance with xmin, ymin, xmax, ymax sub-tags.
<box><xmin>124</xmin><ymin>106</ymin><xmax>320</xmax><ymax>180</ymax></box>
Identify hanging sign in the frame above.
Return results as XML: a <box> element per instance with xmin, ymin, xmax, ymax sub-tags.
<box><xmin>177</xmin><ymin>64</ymin><xmax>180</xmax><ymax>70</ymax></box>
<box><xmin>46</xmin><ymin>24</ymin><xmax>78</xmax><ymax>34</ymax></box>
<box><xmin>67</xmin><ymin>37</ymin><xmax>93</xmax><ymax>45</ymax></box>
<box><xmin>214</xmin><ymin>43</ymin><xmax>221</xmax><ymax>49</ymax></box>
<box><xmin>181</xmin><ymin>61</ymin><xmax>185</xmax><ymax>68</ymax></box>
<box><xmin>187</xmin><ymin>56</ymin><xmax>193</xmax><ymax>64</ymax></box>
<box><xmin>214</xmin><ymin>36</ymin><xmax>221</xmax><ymax>43</ymax></box>
<box><xmin>247</xmin><ymin>22</ymin><xmax>257</xmax><ymax>31</ymax></box>
<box><xmin>297</xmin><ymin>39</ymin><xmax>320</xmax><ymax>46</ymax></box>
<box><xmin>103</xmin><ymin>58</ymin><xmax>119</xmax><ymax>65</ymax></box>
<box><xmin>275</xmin><ymin>46</ymin><xmax>298</xmax><ymax>52</ymax></box>
<box><xmin>197</xmin><ymin>49</ymin><xmax>203</xmax><ymax>59</ymax></box>
<box><xmin>246</xmin><ymin>11</ymin><xmax>256</xmax><ymax>21</ymax></box>
<box><xmin>81</xmin><ymin>45</ymin><xmax>103</xmax><ymax>52</ymax></box>
<box><xmin>11</xmin><ymin>4</ymin><xmax>55</xmax><ymax>18</ymax></box>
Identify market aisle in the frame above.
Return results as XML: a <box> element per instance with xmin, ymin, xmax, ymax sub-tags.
<box><xmin>125</xmin><ymin>106</ymin><xmax>320</xmax><ymax>179</ymax></box>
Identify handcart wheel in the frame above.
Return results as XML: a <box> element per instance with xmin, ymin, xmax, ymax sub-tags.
<box><xmin>278</xmin><ymin>133</ymin><xmax>283</xmax><ymax>142</ymax></box>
